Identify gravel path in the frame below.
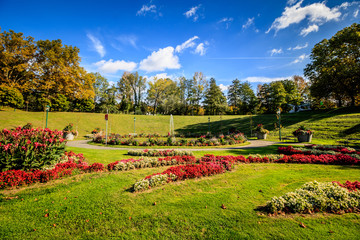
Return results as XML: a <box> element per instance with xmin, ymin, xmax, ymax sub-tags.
<box><xmin>66</xmin><ymin>139</ymin><xmax>301</xmax><ymax>151</ymax></box>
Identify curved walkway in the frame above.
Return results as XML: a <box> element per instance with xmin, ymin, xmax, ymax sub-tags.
<box><xmin>66</xmin><ymin>139</ymin><xmax>301</xmax><ymax>151</ymax></box>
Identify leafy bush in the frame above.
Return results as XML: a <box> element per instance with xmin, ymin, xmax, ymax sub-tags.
<box><xmin>266</xmin><ymin>181</ymin><xmax>360</xmax><ymax>214</ymax></box>
<box><xmin>0</xmin><ymin>127</ymin><xmax>66</xmax><ymax>171</ymax></box>
<box><xmin>0</xmin><ymin>151</ymin><xmax>103</xmax><ymax>189</ymax></box>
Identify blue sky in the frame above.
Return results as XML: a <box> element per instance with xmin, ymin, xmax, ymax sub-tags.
<box><xmin>1</xmin><ymin>0</ymin><xmax>359</xmax><ymax>92</ymax></box>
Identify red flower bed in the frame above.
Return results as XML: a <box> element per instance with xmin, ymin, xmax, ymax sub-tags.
<box><xmin>0</xmin><ymin>127</ymin><xmax>66</xmax><ymax>171</ymax></box>
<box><xmin>333</xmin><ymin>180</ymin><xmax>360</xmax><ymax>192</ymax></box>
<box><xmin>0</xmin><ymin>152</ymin><xmax>104</xmax><ymax>189</ymax></box>
<box><xmin>278</xmin><ymin>145</ymin><xmax>360</xmax><ymax>155</ymax></box>
<box><xmin>274</xmin><ymin>154</ymin><xmax>359</xmax><ymax>165</ymax></box>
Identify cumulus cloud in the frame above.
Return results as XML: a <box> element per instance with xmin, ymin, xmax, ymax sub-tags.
<box><xmin>139</xmin><ymin>47</ymin><xmax>181</xmax><ymax>72</ymax></box>
<box><xmin>87</xmin><ymin>34</ymin><xmax>106</xmax><ymax>58</ymax></box>
<box><xmin>218</xmin><ymin>17</ymin><xmax>234</xmax><ymax>29</ymax></box>
<box><xmin>290</xmin><ymin>54</ymin><xmax>307</xmax><ymax>64</ymax></box>
<box><xmin>266</xmin><ymin>1</ymin><xmax>341</xmax><ymax>34</ymax></box>
<box><xmin>287</xmin><ymin>43</ymin><xmax>308</xmax><ymax>50</ymax></box>
<box><xmin>242</xmin><ymin>17</ymin><xmax>255</xmax><ymax>29</ymax></box>
<box><xmin>270</xmin><ymin>48</ymin><xmax>283</xmax><ymax>56</ymax></box>
<box><xmin>242</xmin><ymin>76</ymin><xmax>292</xmax><ymax>83</ymax></box>
<box><xmin>175</xmin><ymin>36</ymin><xmax>199</xmax><ymax>53</ymax></box>
<box><xmin>184</xmin><ymin>5</ymin><xmax>201</xmax><ymax>21</ymax></box>
<box><xmin>219</xmin><ymin>84</ymin><xmax>229</xmax><ymax>92</ymax></box>
<box><xmin>95</xmin><ymin>59</ymin><xmax>137</xmax><ymax>73</ymax></box>
<box><xmin>300</xmin><ymin>24</ymin><xmax>319</xmax><ymax>36</ymax></box>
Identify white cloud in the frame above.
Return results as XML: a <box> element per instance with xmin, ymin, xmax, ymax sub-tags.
<box><xmin>95</xmin><ymin>59</ymin><xmax>137</xmax><ymax>73</ymax></box>
<box><xmin>175</xmin><ymin>36</ymin><xmax>199</xmax><ymax>53</ymax></box>
<box><xmin>139</xmin><ymin>47</ymin><xmax>181</xmax><ymax>72</ymax></box>
<box><xmin>219</xmin><ymin>84</ymin><xmax>229</xmax><ymax>92</ymax></box>
<box><xmin>218</xmin><ymin>17</ymin><xmax>234</xmax><ymax>29</ymax></box>
<box><xmin>266</xmin><ymin>1</ymin><xmax>341</xmax><ymax>34</ymax></box>
<box><xmin>87</xmin><ymin>34</ymin><xmax>106</xmax><ymax>58</ymax></box>
<box><xmin>270</xmin><ymin>48</ymin><xmax>283</xmax><ymax>56</ymax></box>
<box><xmin>194</xmin><ymin>43</ymin><xmax>207</xmax><ymax>56</ymax></box>
<box><xmin>242</xmin><ymin>17</ymin><xmax>255</xmax><ymax>29</ymax></box>
<box><xmin>290</xmin><ymin>54</ymin><xmax>307</xmax><ymax>64</ymax></box>
<box><xmin>136</xmin><ymin>2</ymin><xmax>160</xmax><ymax>16</ymax></box>
<box><xmin>354</xmin><ymin>9</ymin><xmax>359</xmax><ymax>17</ymax></box>
<box><xmin>287</xmin><ymin>0</ymin><xmax>298</xmax><ymax>6</ymax></box>
<box><xmin>300</xmin><ymin>24</ymin><xmax>319</xmax><ymax>36</ymax></box>
<box><xmin>242</xmin><ymin>76</ymin><xmax>292</xmax><ymax>83</ymax></box>
<box><xmin>288</xmin><ymin>43</ymin><xmax>308</xmax><ymax>50</ymax></box>
<box><xmin>184</xmin><ymin>5</ymin><xmax>201</xmax><ymax>21</ymax></box>
<box><xmin>117</xmin><ymin>35</ymin><xmax>137</xmax><ymax>48</ymax></box>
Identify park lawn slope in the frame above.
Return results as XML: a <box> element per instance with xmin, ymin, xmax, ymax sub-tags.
<box><xmin>0</xmin><ymin>107</ymin><xmax>359</xmax><ymax>143</ymax></box>
<box><xmin>0</xmin><ymin>163</ymin><xmax>359</xmax><ymax>239</ymax></box>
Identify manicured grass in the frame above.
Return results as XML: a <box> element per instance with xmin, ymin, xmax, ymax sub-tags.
<box><xmin>1</xmin><ymin>107</ymin><xmax>359</xmax><ymax>144</ymax></box>
<box><xmin>1</xmin><ymin>162</ymin><xmax>359</xmax><ymax>239</ymax></box>
<box><xmin>66</xmin><ymin>144</ymin><xmax>288</xmax><ymax>164</ymax></box>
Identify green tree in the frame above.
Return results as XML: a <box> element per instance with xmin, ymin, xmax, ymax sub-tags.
<box><xmin>93</xmin><ymin>72</ymin><xmax>109</xmax><ymax>104</ymax></box>
<box><xmin>0</xmin><ymin>84</ymin><xmax>24</xmax><ymax>109</ymax></box>
<box><xmin>304</xmin><ymin>23</ymin><xmax>360</xmax><ymax>106</ymax></box>
<box><xmin>227</xmin><ymin>79</ymin><xmax>242</xmax><ymax>114</ymax></box>
<box><xmin>238</xmin><ymin>82</ymin><xmax>258</xmax><ymax>114</ymax></box>
<box><xmin>203</xmin><ymin>78</ymin><xmax>227</xmax><ymax>115</ymax></box>
<box><xmin>50</xmin><ymin>94</ymin><xmax>69</xmax><ymax>112</ymax></box>
<box><xmin>188</xmin><ymin>72</ymin><xmax>207</xmax><ymax>115</ymax></box>
<box><xmin>119</xmin><ymin>72</ymin><xmax>146</xmax><ymax>110</ymax></box>
<box><xmin>147</xmin><ymin>78</ymin><xmax>173</xmax><ymax>114</ymax></box>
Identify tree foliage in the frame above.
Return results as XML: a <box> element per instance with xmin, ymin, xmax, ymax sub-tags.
<box><xmin>305</xmin><ymin>23</ymin><xmax>360</xmax><ymax>106</ymax></box>
<box><xmin>203</xmin><ymin>78</ymin><xmax>227</xmax><ymax>115</ymax></box>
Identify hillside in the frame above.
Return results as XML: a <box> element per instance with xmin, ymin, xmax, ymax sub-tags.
<box><xmin>0</xmin><ymin>107</ymin><xmax>359</xmax><ymax>143</ymax></box>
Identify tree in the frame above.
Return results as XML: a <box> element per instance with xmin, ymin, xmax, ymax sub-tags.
<box><xmin>188</xmin><ymin>72</ymin><xmax>207</xmax><ymax>115</ymax></box>
<box><xmin>203</xmin><ymin>78</ymin><xmax>227</xmax><ymax>115</ymax></box>
<box><xmin>227</xmin><ymin>79</ymin><xmax>242</xmax><ymax>114</ymax></box>
<box><xmin>0</xmin><ymin>29</ymin><xmax>37</xmax><ymax>93</ymax></box>
<box><xmin>35</xmin><ymin>39</ymin><xmax>95</xmax><ymax>108</ymax></box>
<box><xmin>304</xmin><ymin>23</ymin><xmax>360</xmax><ymax>106</ymax></box>
<box><xmin>93</xmin><ymin>72</ymin><xmax>109</xmax><ymax>104</ymax></box>
<box><xmin>281</xmin><ymin>80</ymin><xmax>303</xmax><ymax>107</ymax></box>
<box><xmin>119</xmin><ymin>72</ymin><xmax>146</xmax><ymax>110</ymax></box>
<box><xmin>0</xmin><ymin>84</ymin><xmax>24</xmax><ymax>109</ymax></box>
<box><xmin>238</xmin><ymin>82</ymin><xmax>258</xmax><ymax>114</ymax></box>
<box><xmin>269</xmin><ymin>81</ymin><xmax>287</xmax><ymax>112</ymax></box>
<box><xmin>147</xmin><ymin>78</ymin><xmax>174</xmax><ymax>114</ymax></box>
<box><xmin>50</xmin><ymin>94</ymin><xmax>69</xmax><ymax>112</ymax></box>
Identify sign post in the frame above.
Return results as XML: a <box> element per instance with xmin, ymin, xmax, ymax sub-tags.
<box><xmin>105</xmin><ymin>110</ymin><xmax>109</xmax><ymax>145</ymax></box>
<box><xmin>134</xmin><ymin>117</ymin><xmax>136</xmax><ymax>135</ymax></box>
<box><xmin>45</xmin><ymin>105</ymin><xmax>50</xmax><ymax>128</ymax></box>
<box><xmin>277</xmin><ymin>108</ymin><xmax>281</xmax><ymax>141</ymax></box>
<box><xmin>208</xmin><ymin>117</ymin><xmax>210</xmax><ymax>134</ymax></box>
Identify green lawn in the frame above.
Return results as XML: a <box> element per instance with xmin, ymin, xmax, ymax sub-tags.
<box><xmin>1</xmin><ymin>162</ymin><xmax>359</xmax><ymax>239</ymax></box>
<box><xmin>1</xmin><ymin>107</ymin><xmax>359</xmax><ymax>145</ymax></box>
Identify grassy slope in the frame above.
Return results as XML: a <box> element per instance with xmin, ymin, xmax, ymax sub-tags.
<box><xmin>0</xmin><ymin>163</ymin><xmax>359</xmax><ymax>239</ymax></box>
<box><xmin>1</xmin><ymin>107</ymin><xmax>359</xmax><ymax>144</ymax></box>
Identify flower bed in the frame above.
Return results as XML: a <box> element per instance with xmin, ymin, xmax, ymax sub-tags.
<box><xmin>127</xmin><ymin>149</ymin><xmax>194</xmax><ymax>157</ymax></box>
<box><xmin>107</xmin><ymin>156</ymin><xmax>197</xmax><ymax>171</ymax></box>
<box><xmin>0</xmin><ymin>152</ymin><xmax>104</xmax><ymax>189</ymax></box>
<box><xmin>265</xmin><ymin>181</ymin><xmax>360</xmax><ymax>214</ymax></box>
<box><xmin>278</xmin><ymin>145</ymin><xmax>360</xmax><ymax>156</ymax></box>
<box><xmin>93</xmin><ymin>132</ymin><xmax>247</xmax><ymax>147</ymax></box>
<box><xmin>0</xmin><ymin>127</ymin><xmax>66</xmax><ymax>171</ymax></box>
<box><xmin>133</xmin><ymin>161</ymin><xmax>230</xmax><ymax>192</ymax></box>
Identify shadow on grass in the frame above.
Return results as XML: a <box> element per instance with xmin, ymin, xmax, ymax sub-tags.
<box><xmin>176</xmin><ymin>107</ymin><xmax>360</xmax><ymax>137</ymax></box>
<box><xmin>340</xmin><ymin>123</ymin><xmax>360</xmax><ymax>137</ymax></box>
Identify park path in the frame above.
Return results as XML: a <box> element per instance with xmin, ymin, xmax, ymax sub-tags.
<box><xmin>66</xmin><ymin>139</ymin><xmax>300</xmax><ymax>151</ymax></box>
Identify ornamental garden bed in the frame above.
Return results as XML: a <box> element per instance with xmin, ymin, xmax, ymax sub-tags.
<box><xmin>92</xmin><ymin>132</ymin><xmax>247</xmax><ymax>147</ymax></box>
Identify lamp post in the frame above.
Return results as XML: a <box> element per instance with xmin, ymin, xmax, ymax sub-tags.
<box><xmin>277</xmin><ymin>108</ymin><xmax>281</xmax><ymax>141</ymax></box>
<box><xmin>208</xmin><ymin>117</ymin><xmax>210</xmax><ymax>134</ymax></box>
<box><xmin>45</xmin><ymin>105</ymin><xmax>50</xmax><ymax>128</ymax></box>
<box><xmin>134</xmin><ymin>117</ymin><xmax>136</xmax><ymax>135</ymax></box>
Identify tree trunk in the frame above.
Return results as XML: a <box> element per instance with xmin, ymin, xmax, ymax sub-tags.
<box><xmin>351</xmin><ymin>96</ymin><xmax>355</xmax><ymax>106</ymax></box>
